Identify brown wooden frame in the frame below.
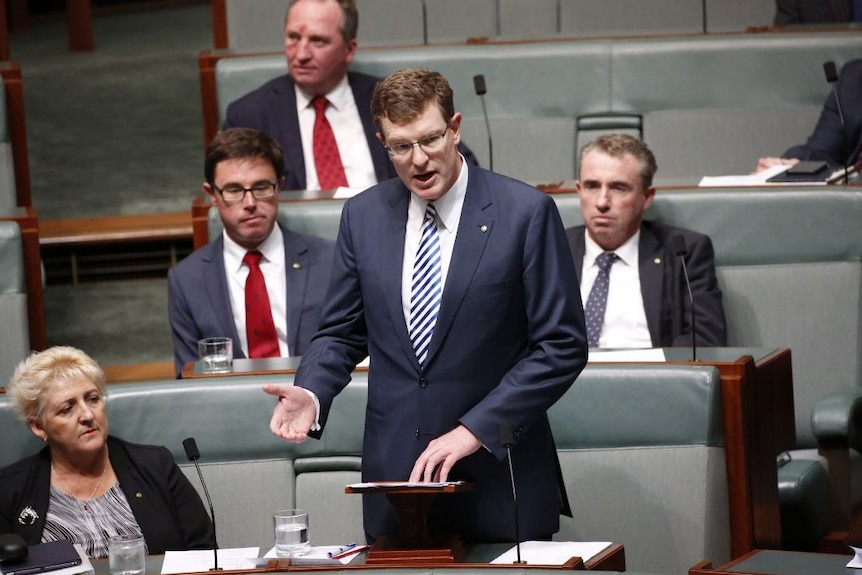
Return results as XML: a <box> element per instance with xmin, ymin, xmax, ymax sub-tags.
<box><xmin>0</xmin><ymin>206</ymin><xmax>46</xmax><ymax>351</ymax></box>
<box><xmin>0</xmin><ymin>61</ymin><xmax>30</xmax><ymax>207</ymax></box>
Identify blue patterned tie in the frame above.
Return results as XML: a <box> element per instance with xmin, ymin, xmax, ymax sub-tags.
<box><xmin>584</xmin><ymin>252</ymin><xmax>618</xmax><ymax>348</ymax></box>
<box><xmin>409</xmin><ymin>204</ymin><xmax>442</xmax><ymax>366</ymax></box>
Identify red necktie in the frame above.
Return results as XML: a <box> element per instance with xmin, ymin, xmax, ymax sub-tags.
<box><xmin>243</xmin><ymin>251</ymin><xmax>280</xmax><ymax>358</ymax></box>
<box><xmin>311</xmin><ymin>96</ymin><xmax>349</xmax><ymax>190</ymax></box>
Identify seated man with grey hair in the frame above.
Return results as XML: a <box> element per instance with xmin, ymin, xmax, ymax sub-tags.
<box><xmin>566</xmin><ymin>134</ymin><xmax>727</xmax><ymax>349</ymax></box>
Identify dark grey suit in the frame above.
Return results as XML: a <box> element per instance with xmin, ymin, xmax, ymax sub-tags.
<box><xmin>774</xmin><ymin>0</ymin><xmax>853</xmax><ymax>25</ymax></box>
<box><xmin>168</xmin><ymin>223</ymin><xmax>334</xmax><ymax>376</ymax></box>
<box><xmin>566</xmin><ymin>221</ymin><xmax>727</xmax><ymax>348</ymax></box>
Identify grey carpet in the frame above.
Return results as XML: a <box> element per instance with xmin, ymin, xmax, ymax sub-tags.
<box><xmin>44</xmin><ymin>279</ymin><xmax>172</xmax><ymax>366</ymax></box>
<box><xmin>11</xmin><ymin>3</ymin><xmax>212</xmax><ymax>220</ymax></box>
<box><xmin>10</xmin><ymin>4</ymin><xmax>212</xmax><ymax>366</ymax></box>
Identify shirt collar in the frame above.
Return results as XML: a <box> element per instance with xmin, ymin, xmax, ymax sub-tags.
<box><xmin>222</xmin><ymin>224</ymin><xmax>284</xmax><ymax>271</ymax></box>
<box><xmin>295</xmin><ymin>74</ymin><xmax>351</xmax><ymax>112</ymax></box>
<box><xmin>584</xmin><ymin>227</ymin><xmax>641</xmax><ymax>268</ymax></box>
<box><xmin>411</xmin><ymin>154</ymin><xmax>468</xmax><ymax>233</ymax></box>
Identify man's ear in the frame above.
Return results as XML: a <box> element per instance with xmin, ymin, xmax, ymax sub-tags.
<box><xmin>375</xmin><ymin>131</ymin><xmax>385</xmax><ymax>146</ymax></box>
<box><xmin>203</xmin><ymin>182</ymin><xmax>217</xmax><ymax>205</ymax></box>
<box><xmin>643</xmin><ymin>185</ymin><xmax>657</xmax><ymax>209</ymax></box>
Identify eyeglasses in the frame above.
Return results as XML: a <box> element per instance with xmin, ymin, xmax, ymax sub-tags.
<box><xmin>213</xmin><ymin>182</ymin><xmax>278</xmax><ymax>204</ymax></box>
<box><xmin>384</xmin><ymin>125</ymin><xmax>450</xmax><ymax>158</ymax></box>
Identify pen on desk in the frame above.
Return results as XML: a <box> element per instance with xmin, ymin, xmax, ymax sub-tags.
<box><xmin>331</xmin><ymin>544</ymin><xmax>370</xmax><ymax>560</ymax></box>
<box><xmin>327</xmin><ymin>542</ymin><xmax>357</xmax><ymax>558</ymax></box>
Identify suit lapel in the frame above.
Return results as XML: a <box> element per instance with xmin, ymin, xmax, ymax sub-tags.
<box><xmin>570</xmin><ymin>228</ymin><xmax>586</xmax><ymax>273</ymax></box>
<box><xmin>277</xmin><ymin>77</ymin><xmax>308</xmax><ymax>190</ymax></box>
<box><xmin>379</xmin><ymin>185</ymin><xmax>416</xmax><ymax>366</ymax></box>
<box><xmin>424</xmin><ymin>167</ymin><xmax>494</xmax><ymax>367</ymax></box>
<box><xmin>638</xmin><ymin>225</ymin><xmax>664</xmax><ymax>347</ymax></box>
<box><xmin>202</xmin><ymin>237</ymin><xmax>245</xmax><ymax>355</ymax></box>
<box><xmin>281</xmin><ymin>225</ymin><xmax>310</xmax><ymax>355</ymax></box>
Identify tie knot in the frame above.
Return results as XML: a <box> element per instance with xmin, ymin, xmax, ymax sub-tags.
<box><xmin>311</xmin><ymin>96</ymin><xmax>329</xmax><ymax>114</ymax></box>
<box><xmin>424</xmin><ymin>203</ymin><xmax>439</xmax><ymax>223</ymax></box>
<box><xmin>243</xmin><ymin>250</ymin><xmax>263</xmax><ymax>268</ymax></box>
<box><xmin>596</xmin><ymin>252</ymin><xmax>617</xmax><ymax>272</ymax></box>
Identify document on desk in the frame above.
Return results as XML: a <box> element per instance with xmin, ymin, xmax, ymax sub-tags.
<box><xmin>587</xmin><ymin>348</ymin><xmax>666</xmax><ymax>363</ymax></box>
<box><xmin>347</xmin><ymin>481</ymin><xmax>465</xmax><ymax>488</ymax></box>
<box><xmin>697</xmin><ymin>164</ymin><xmax>828</xmax><ymax>187</ymax></box>
<box><xmin>847</xmin><ymin>546</ymin><xmax>862</xmax><ymax>568</ymax></box>
<box><xmin>161</xmin><ymin>548</ymin><xmax>259</xmax><ymax>574</ymax></box>
<box><xmin>491</xmin><ymin>541</ymin><xmax>612</xmax><ymax>565</ymax></box>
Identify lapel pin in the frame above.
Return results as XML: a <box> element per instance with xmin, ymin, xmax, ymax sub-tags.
<box><xmin>654</xmin><ymin>258</ymin><xmax>661</xmax><ymax>264</ymax></box>
<box><xmin>479</xmin><ymin>225</ymin><xmax>488</xmax><ymax>233</ymax></box>
<box><xmin>136</xmin><ymin>493</ymin><xmax>143</xmax><ymax>498</ymax></box>
<box><xmin>292</xmin><ymin>263</ymin><xmax>301</xmax><ymax>270</ymax></box>
<box><xmin>18</xmin><ymin>506</ymin><xmax>38</xmax><ymax>525</ymax></box>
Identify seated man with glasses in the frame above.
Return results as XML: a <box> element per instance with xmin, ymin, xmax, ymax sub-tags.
<box><xmin>167</xmin><ymin>127</ymin><xmax>335</xmax><ymax>377</ymax></box>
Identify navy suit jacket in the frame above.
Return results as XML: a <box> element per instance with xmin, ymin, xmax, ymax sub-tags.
<box><xmin>223</xmin><ymin>71</ymin><xmax>478</xmax><ymax>190</ymax></box>
<box><xmin>774</xmin><ymin>0</ymin><xmax>853</xmax><ymax>24</ymax></box>
<box><xmin>168</xmin><ymin>223</ymin><xmax>334</xmax><ymax>376</ymax></box>
<box><xmin>782</xmin><ymin>58</ymin><xmax>862</xmax><ymax>167</ymax></box>
<box><xmin>294</xmin><ymin>164</ymin><xmax>587</xmax><ymax>543</ymax></box>
<box><xmin>567</xmin><ymin>221</ymin><xmax>726</xmax><ymax>348</ymax></box>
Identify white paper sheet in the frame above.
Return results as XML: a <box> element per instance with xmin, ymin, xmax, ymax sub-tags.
<box><xmin>332</xmin><ymin>187</ymin><xmax>364</xmax><ymax>199</ymax></box>
<box><xmin>161</xmin><ymin>548</ymin><xmax>259</xmax><ymax>574</ymax></box>
<box><xmin>491</xmin><ymin>541</ymin><xmax>612</xmax><ymax>565</ymax></box>
<box><xmin>262</xmin><ymin>546</ymin><xmax>363</xmax><ymax>565</ymax></box>
<box><xmin>697</xmin><ymin>164</ymin><xmax>804</xmax><ymax>187</ymax></box>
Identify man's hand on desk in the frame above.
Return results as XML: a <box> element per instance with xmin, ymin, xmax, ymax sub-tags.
<box><xmin>409</xmin><ymin>424</ymin><xmax>481</xmax><ymax>483</ymax></box>
<box><xmin>263</xmin><ymin>384</ymin><xmax>316</xmax><ymax>442</ymax></box>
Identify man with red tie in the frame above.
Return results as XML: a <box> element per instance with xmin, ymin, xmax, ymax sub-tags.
<box><xmin>223</xmin><ymin>0</ymin><xmax>477</xmax><ymax>191</ymax></box>
<box><xmin>167</xmin><ymin>128</ymin><xmax>335</xmax><ymax>377</ymax></box>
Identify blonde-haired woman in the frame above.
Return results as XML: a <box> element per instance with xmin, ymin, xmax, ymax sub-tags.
<box><xmin>0</xmin><ymin>346</ymin><xmax>213</xmax><ymax>558</ymax></box>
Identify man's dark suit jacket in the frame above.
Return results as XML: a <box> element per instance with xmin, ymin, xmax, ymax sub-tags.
<box><xmin>223</xmin><ymin>71</ymin><xmax>478</xmax><ymax>190</ymax></box>
<box><xmin>774</xmin><ymin>0</ymin><xmax>853</xmax><ymax>25</ymax></box>
<box><xmin>782</xmin><ymin>58</ymin><xmax>862</xmax><ymax>168</ymax></box>
<box><xmin>0</xmin><ymin>436</ymin><xmax>214</xmax><ymax>555</ymax></box>
<box><xmin>567</xmin><ymin>221</ymin><xmax>727</xmax><ymax>348</ymax></box>
<box><xmin>168</xmin><ymin>223</ymin><xmax>334</xmax><ymax>376</ymax></box>
<box><xmin>295</xmin><ymin>164</ymin><xmax>587</xmax><ymax>543</ymax></box>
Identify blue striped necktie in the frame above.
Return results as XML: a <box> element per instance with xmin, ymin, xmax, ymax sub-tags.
<box><xmin>409</xmin><ymin>203</ymin><xmax>442</xmax><ymax>366</ymax></box>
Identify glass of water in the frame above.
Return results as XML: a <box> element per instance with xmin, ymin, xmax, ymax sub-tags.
<box><xmin>273</xmin><ymin>509</ymin><xmax>310</xmax><ymax>557</ymax></box>
<box><xmin>197</xmin><ymin>337</ymin><xmax>233</xmax><ymax>374</ymax></box>
<box><xmin>108</xmin><ymin>534</ymin><xmax>145</xmax><ymax>575</ymax></box>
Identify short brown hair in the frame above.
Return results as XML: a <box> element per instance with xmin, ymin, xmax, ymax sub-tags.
<box><xmin>371</xmin><ymin>68</ymin><xmax>455</xmax><ymax>136</ymax></box>
<box><xmin>204</xmin><ymin>128</ymin><xmax>285</xmax><ymax>185</ymax></box>
<box><xmin>579</xmin><ymin>134</ymin><xmax>658</xmax><ymax>188</ymax></box>
<box><xmin>286</xmin><ymin>0</ymin><xmax>358</xmax><ymax>43</ymax></box>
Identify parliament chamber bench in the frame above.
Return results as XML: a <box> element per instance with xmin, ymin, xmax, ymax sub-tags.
<box><xmin>199</xmin><ymin>29</ymin><xmax>862</xmax><ymax>185</ymax></box>
<box><xmin>0</xmin><ymin>364</ymin><xmax>727</xmax><ymax>574</ymax></box>
<box><xmin>192</xmin><ymin>184</ymin><xmax>862</xmax><ymax>554</ymax></box>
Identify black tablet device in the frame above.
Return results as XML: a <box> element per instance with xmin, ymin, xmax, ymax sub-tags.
<box><xmin>766</xmin><ymin>160</ymin><xmax>832</xmax><ymax>183</ymax></box>
<box><xmin>0</xmin><ymin>541</ymin><xmax>82</xmax><ymax>575</ymax></box>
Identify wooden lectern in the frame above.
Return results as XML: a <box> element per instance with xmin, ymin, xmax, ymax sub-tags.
<box><xmin>345</xmin><ymin>482</ymin><xmax>475</xmax><ymax>565</ymax></box>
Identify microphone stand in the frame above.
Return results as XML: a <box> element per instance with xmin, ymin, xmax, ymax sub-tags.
<box><xmin>500</xmin><ymin>425</ymin><xmax>525</xmax><ymax>564</ymax></box>
<box><xmin>184</xmin><ymin>438</ymin><xmax>222</xmax><ymax>571</ymax></box>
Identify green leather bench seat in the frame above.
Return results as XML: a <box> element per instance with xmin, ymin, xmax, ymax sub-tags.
<box><xmin>211</xmin><ymin>31</ymin><xmax>862</xmax><ymax>183</ymax></box>
<box><xmin>0</xmin><ymin>220</ymin><xmax>28</xmax><ymax>383</ymax></box>
<box><xmin>2</xmin><ymin>365</ymin><xmax>725</xmax><ymax>573</ymax></box>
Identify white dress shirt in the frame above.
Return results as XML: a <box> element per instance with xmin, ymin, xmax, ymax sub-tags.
<box><xmin>222</xmin><ymin>226</ymin><xmax>290</xmax><ymax>357</ymax></box>
<box><xmin>295</xmin><ymin>76</ymin><xmax>377</xmax><ymax>191</ymax></box>
<box><xmin>580</xmin><ymin>230</ymin><xmax>653</xmax><ymax>349</ymax></box>
<box><xmin>401</xmin><ymin>157</ymin><xmax>468</xmax><ymax>326</ymax></box>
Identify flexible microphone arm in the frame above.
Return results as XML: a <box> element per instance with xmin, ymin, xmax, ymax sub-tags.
<box><xmin>499</xmin><ymin>425</ymin><xmax>524</xmax><ymax>564</ymax></box>
<box><xmin>823</xmin><ymin>61</ymin><xmax>850</xmax><ymax>185</ymax></box>
<box><xmin>183</xmin><ymin>438</ymin><xmax>221</xmax><ymax>571</ymax></box>
<box><xmin>672</xmin><ymin>236</ymin><xmax>697</xmax><ymax>362</ymax></box>
<box><xmin>473</xmin><ymin>74</ymin><xmax>494</xmax><ymax>172</ymax></box>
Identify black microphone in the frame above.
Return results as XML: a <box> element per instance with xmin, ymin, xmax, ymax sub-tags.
<box><xmin>672</xmin><ymin>235</ymin><xmax>697</xmax><ymax>362</ymax></box>
<box><xmin>500</xmin><ymin>424</ymin><xmax>525</xmax><ymax>564</ymax></box>
<box><xmin>473</xmin><ymin>74</ymin><xmax>494</xmax><ymax>172</ymax></box>
<box><xmin>183</xmin><ymin>438</ymin><xmax>221</xmax><ymax>571</ymax></box>
<box><xmin>823</xmin><ymin>61</ymin><xmax>850</xmax><ymax>185</ymax></box>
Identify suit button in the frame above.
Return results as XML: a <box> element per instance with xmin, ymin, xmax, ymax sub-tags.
<box><xmin>418</xmin><ymin>377</ymin><xmax>427</xmax><ymax>388</ymax></box>
<box><xmin>415</xmin><ymin>429</ymin><xmax>420</xmax><ymax>438</ymax></box>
